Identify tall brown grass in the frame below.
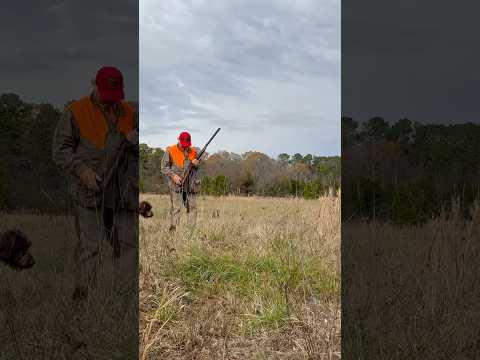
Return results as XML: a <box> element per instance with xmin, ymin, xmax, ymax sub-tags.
<box><xmin>0</xmin><ymin>193</ymin><xmax>340</xmax><ymax>359</ymax></box>
<box><xmin>0</xmin><ymin>213</ymin><xmax>138</xmax><ymax>359</ymax></box>
<box><xmin>139</xmin><ymin>194</ymin><xmax>341</xmax><ymax>359</ymax></box>
<box><xmin>342</xmin><ymin>200</ymin><xmax>480</xmax><ymax>359</ymax></box>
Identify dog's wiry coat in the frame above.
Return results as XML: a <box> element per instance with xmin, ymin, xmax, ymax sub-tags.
<box><xmin>139</xmin><ymin>201</ymin><xmax>153</xmax><ymax>218</ymax></box>
<box><xmin>0</xmin><ymin>229</ymin><xmax>35</xmax><ymax>270</ymax></box>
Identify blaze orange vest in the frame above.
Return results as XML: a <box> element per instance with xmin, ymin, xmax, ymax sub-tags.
<box><xmin>69</xmin><ymin>96</ymin><xmax>134</xmax><ymax>149</ymax></box>
<box><xmin>168</xmin><ymin>144</ymin><xmax>197</xmax><ymax>168</ymax></box>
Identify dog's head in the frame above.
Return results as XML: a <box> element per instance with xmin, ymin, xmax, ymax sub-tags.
<box><xmin>139</xmin><ymin>201</ymin><xmax>154</xmax><ymax>218</ymax></box>
<box><xmin>0</xmin><ymin>229</ymin><xmax>35</xmax><ymax>271</ymax></box>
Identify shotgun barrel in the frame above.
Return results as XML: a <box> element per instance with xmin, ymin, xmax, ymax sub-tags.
<box><xmin>181</xmin><ymin>128</ymin><xmax>221</xmax><ymax>193</ymax></box>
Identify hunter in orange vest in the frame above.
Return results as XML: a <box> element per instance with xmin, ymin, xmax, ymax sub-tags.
<box><xmin>161</xmin><ymin>131</ymin><xmax>200</xmax><ymax>231</ymax></box>
<box><xmin>168</xmin><ymin>140</ymin><xmax>198</xmax><ymax>167</ymax></box>
<box><xmin>69</xmin><ymin>95</ymin><xmax>135</xmax><ymax>150</ymax></box>
<box><xmin>52</xmin><ymin>66</ymin><xmax>138</xmax><ymax>302</ymax></box>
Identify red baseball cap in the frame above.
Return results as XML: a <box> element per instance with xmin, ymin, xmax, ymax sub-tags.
<box><xmin>95</xmin><ymin>66</ymin><xmax>125</xmax><ymax>103</ymax></box>
<box><xmin>178</xmin><ymin>131</ymin><xmax>192</xmax><ymax>148</ymax></box>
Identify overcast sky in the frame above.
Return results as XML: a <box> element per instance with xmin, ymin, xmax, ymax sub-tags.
<box><xmin>343</xmin><ymin>0</ymin><xmax>480</xmax><ymax>125</ymax></box>
<box><xmin>140</xmin><ymin>0</ymin><xmax>340</xmax><ymax>158</ymax></box>
<box><xmin>0</xmin><ymin>1</ymin><xmax>138</xmax><ymax>107</ymax></box>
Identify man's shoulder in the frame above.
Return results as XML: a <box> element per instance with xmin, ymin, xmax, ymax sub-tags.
<box><xmin>119</xmin><ymin>101</ymin><xmax>135</xmax><ymax>117</ymax></box>
<box><xmin>122</xmin><ymin>100</ymin><xmax>137</xmax><ymax>112</ymax></box>
<box><xmin>67</xmin><ymin>96</ymin><xmax>91</xmax><ymax>112</ymax></box>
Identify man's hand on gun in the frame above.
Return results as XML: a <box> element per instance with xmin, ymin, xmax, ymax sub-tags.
<box><xmin>173</xmin><ymin>159</ymin><xmax>200</xmax><ymax>186</ymax></box>
<box><xmin>79</xmin><ymin>166</ymin><xmax>102</xmax><ymax>192</ymax></box>
<box><xmin>126</xmin><ymin>129</ymin><xmax>138</xmax><ymax>144</ymax></box>
<box><xmin>172</xmin><ymin>174</ymin><xmax>182</xmax><ymax>186</ymax></box>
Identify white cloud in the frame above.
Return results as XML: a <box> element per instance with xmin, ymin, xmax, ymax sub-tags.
<box><xmin>140</xmin><ymin>0</ymin><xmax>340</xmax><ymax>157</ymax></box>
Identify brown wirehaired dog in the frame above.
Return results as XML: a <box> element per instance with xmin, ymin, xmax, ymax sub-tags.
<box><xmin>139</xmin><ymin>201</ymin><xmax>153</xmax><ymax>218</ymax></box>
<box><xmin>0</xmin><ymin>203</ymin><xmax>150</xmax><ymax>271</ymax></box>
<box><xmin>0</xmin><ymin>229</ymin><xmax>35</xmax><ymax>270</ymax></box>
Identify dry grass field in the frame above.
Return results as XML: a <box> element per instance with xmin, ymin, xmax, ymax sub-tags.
<box><xmin>343</xmin><ymin>201</ymin><xmax>480</xmax><ymax>359</ymax></box>
<box><xmin>4</xmin><ymin>193</ymin><xmax>476</xmax><ymax>358</ymax></box>
<box><xmin>0</xmin><ymin>212</ymin><xmax>137</xmax><ymax>359</ymax></box>
<box><xmin>0</xmin><ymin>193</ymin><xmax>340</xmax><ymax>359</ymax></box>
<box><xmin>139</xmin><ymin>194</ymin><xmax>341</xmax><ymax>359</ymax></box>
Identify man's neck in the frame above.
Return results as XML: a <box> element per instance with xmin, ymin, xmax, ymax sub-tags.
<box><xmin>177</xmin><ymin>144</ymin><xmax>190</xmax><ymax>152</ymax></box>
<box><xmin>90</xmin><ymin>93</ymin><xmax>122</xmax><ymax>115</ymax></box>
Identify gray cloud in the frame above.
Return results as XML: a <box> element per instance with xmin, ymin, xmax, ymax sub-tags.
<box><xmin>0</xmin><ymin>1</ymin><xmax>138</xmax><ymax>107</ymax></box>
<box><xmin>343</xmin><ymin>0</ymin><xmax>480</xmax><ymax>124</ymax></box>
<box><xmin>140</xmin><ymin>0</ymin><xmax>340</xmax><ymax>157</ymax></box>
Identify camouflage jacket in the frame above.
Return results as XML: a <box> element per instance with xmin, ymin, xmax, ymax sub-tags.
<box><xmin>160</xmin><ymin>144</ymin><xmax>200</xmax><ymax>193</ymax></box>
<box><xmin>52</xmin><ymin>97</ymin><xmax>139</xmax><ymax>209</ymax></box>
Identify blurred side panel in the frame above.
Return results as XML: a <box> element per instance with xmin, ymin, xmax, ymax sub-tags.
<box><xmin>0</xmin><ymin>1</ymin><xmax>139</xmax><ymax>359</ymax></box>
<box><xmin>342</xmin><ymin>1</ymin><xmax>480</xmax><ymax>359</ymax></box>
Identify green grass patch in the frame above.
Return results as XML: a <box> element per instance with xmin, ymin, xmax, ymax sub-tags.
<box><xmin>178</xmin><ymin>249</ymin><xmax>244</xmax><ymax>288</ymax></box>
<box><xmin>177</xmin><ymin>248</ymin><xmax>301</xmax><ymax>293</ymax></box>
<box><xmin>246</xmin><ymin>301</ymin><xmax>289</xmax><ymax>331</ymax></box>
<box><xmin>173</xmin><ymin>247</ymin><xmax>339</xmax><ymax>333</ymax></box>
<box><xmin>153</xmin><ymin>302</ymin><xmax>179</xmax><ymax>324</ymax></box>
<box><xmin>176</xmin><ymin>247</ymin><xmax>338</xmax><ymax>300</ymax></box>
<box><xmin>310</xmin><ymin>266</ymin><xmax>340</xmax><ymax>301</ymax></box>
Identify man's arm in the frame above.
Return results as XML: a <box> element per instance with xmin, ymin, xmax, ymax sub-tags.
<box><xmin>125</xmin><ymin>109</ymin><xmax>139</xmax><ymax>147</ymax></box>
<box><xmin>52</xmin><ymin>110</ymin><xmax>86</xmax><ymax>177</ymax></box>
<box><xmin>191</xmin><ymin>147</ymin><xmax>201</xmax><ymax>166</ymax></box>
<box><xmin>160</xmin><ymin>148</ymin><xmax>174</xmax><ymax>177</ymax></box>
<box><xmin>161</xmin><ymin>149</ymin><xmax>182</xmax><ymax>186</ymax></box>
<box><xmin>52</xmin><ymin>110</ymin><xmax>100</xmax><ymax>191</ymax></box>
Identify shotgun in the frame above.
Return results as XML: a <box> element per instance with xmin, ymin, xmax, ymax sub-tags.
<box><xmin>181</xmin><ymin>128</ymin><xmax>221</xmax><ymax>201</ymax></box>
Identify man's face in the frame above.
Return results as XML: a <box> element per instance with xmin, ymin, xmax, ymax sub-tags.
<box><xmin>178</xmin><ymin>132</ymin><xmax>192</xmax><ymax>149</ymax></box>
<box><xmin>91</xmin><ymin>85</ymin><xmax>117</xmax><ymax>106</ymax></box>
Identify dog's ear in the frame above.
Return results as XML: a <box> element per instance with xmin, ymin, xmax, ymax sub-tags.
<box><xmin>140</xmin><ymin>201</ymin><xmax>151</xmax><ymax>211</ymax></box>
<box><xmin>139</xmin><ymin>201</ymin><xmax>154</xmax><ymax>218</ymax></box>
<box><xmin>0</xmin><ymin>230</ymin><xmax>16</xmax><ymax>257</ymax></box>
<box><xmin>10</xmin><ymin>229</ymin><xmax>31</xmax><ymax>251</ymax></box>
<box><xmin>0</xmin><ymin>229</ymin><xmax>35</xmax><ymax>270</ymax></box>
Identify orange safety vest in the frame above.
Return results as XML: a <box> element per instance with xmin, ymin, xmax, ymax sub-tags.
<box><xmin>69</xmin><ymin>96</ymin><xmax>134</xmax><ymax>149</ymax></box>
<box><xmin>168</xmin><ymin>144</ymin><xmax>197</xmax><ymax>168</ymax></box>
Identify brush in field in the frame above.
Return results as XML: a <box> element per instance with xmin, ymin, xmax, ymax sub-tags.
<box><xmin>0</xmin><ymin>229</ymin><xmax>35</xmax><ymax>270</ymax></box>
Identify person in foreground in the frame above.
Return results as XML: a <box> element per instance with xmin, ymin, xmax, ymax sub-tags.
<box><xmin>52</xmin><ymin>66</ymin><xmax>139</xmax><ymax>301</ymax></box>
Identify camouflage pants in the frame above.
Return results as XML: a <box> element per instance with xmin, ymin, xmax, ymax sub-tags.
<box><xmin>73</xmin><ymin>205</ymin><xmax>138</xmax><ymax>296</ymax></box>
<box><xmin>169</xmin><ymin>191</ymin><xmax>197</xmax><ymax>228</ymax></box>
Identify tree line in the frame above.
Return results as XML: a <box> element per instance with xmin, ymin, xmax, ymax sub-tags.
<box><xmin>342</xmin><ymin>116</ymin><xmax>480</xmax><ymax>224</ymax></box>
<box><xmin>140</xmin><ymin>145</ymin><xmax>340</xmax><ymax>199</ymax></box>
<box><xmin>0</xmin><ymin>93</ymin><xmax>64</xmax><ymax>210</ymax></box>
<box><xmin>0</xmin><ymin>93</ymin><xmax>340</xmax><ymax>211</ymax></box>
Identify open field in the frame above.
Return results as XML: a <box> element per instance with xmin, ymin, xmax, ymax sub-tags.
<box><xmin>343</xmin><ymin>201</ymin><xmax>480</xmax><ymax>359</ymax></box>
<box><xmin>139</xmin><ymin>194</ymin><xmax>341</xmax><ymax>359</ymax></box>
<box><xmin>0</xmin><ymin>212</ymin><xmax>137</xmax><ymax>359</ymax></box>
<box><xmin>0</xmin><ymin>193</ymin><xmax>340</xmax><ymax>359</ymax></box>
